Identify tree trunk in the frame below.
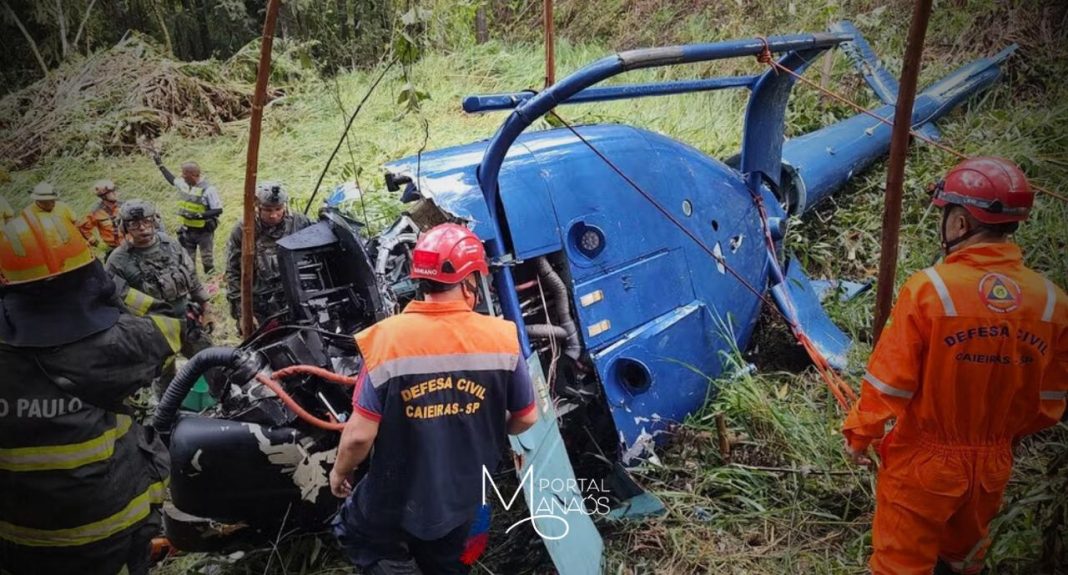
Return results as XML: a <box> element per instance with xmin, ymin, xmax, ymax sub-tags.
<box><xmin>475</xmin><ymin>6</ymin><xmax>487</xmax><ymax>43</ymax></box>
<box><xmin>2</xmin><ymin>0</ymin><xmax>49</xmax><ymax>75</ymax></box>
<box><xmin>72</xmin><ymin>0</ymin><xmax>99</xmax><ymax>53</ymax></box>
<box><xmin>54</xmin><ymin>0</ymin><xmax>69</xmax><ymax>59</ymax></box>
<box><xmin>278</xmin><ymin>0</ymin><xmax>289</xmax><ymax>39</ymax></box>
<box><xmin>179</xmin><ymin>0</ymin><xmax>202</xmax><ymax>58</ymax></box>
<box><xmin>336</xmin><ymin>0</ymin><xmax>349</xmax><ymax>41</ymax></box>
<box><xmin>192</xmin><ymin>0</ymin><xmax>212</xmax><ymax>58</ymax></box>
<box><xmin>150</xmin><ymin>0</ymin><xmax>174</xmax><ymax>55</ymax></box>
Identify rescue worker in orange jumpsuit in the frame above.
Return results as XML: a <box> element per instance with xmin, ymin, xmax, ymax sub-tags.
<box><xmin>843</xmin><ymin>157</ymin><xmax>1068</xmax><ymax>575</ymax></box>
<box><xmin>79</xmin><ymin>179</ymin><xmax>125</xmax><ymax>258</ymax></box>
<box><xmin>329</xmin><ymin>223</ymin><xmax>539</xmax><ymax>575</ymax></box>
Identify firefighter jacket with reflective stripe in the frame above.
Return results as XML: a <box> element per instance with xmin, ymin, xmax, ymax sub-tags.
<box><xmin>0</xmin><ymin>312</ymin><xmax>180</xmax><ymax>549</ymax></box>
<box><xmin>349</xmin><ymin>299</ymin><xmax>535</xmax><ymax>540</ymax></box>
<box><xmin>78</xmin><ymin>201</ymin><xmax>123</xmax><ymax>249</ymax></box>
<box><xmin>844</xmin><ymin>242</ymin><xmax>1068</xmax><ymax>451</ymax></box>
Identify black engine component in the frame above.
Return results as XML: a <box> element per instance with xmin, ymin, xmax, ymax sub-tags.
<box><xmin>277</xmin><ymin>211</ymin><xmax>389</xmax><ymax>332</ymax></box>
<box><xmin>164</xmin><ymin>212</ymin><xmax>380</xmax><ymax>551</ymax></box>
<box><xmin>168</xmin><ymin>416</ymin><xmax>339</xmax><ymax>528</ymax></box>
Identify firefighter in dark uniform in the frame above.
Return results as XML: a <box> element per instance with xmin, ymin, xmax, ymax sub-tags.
<box><xmin>330</xmin><ymin>223</ymin><xmax>539</xmax><ymax>574</ymax></box>
<box><xmin>0</xmin><ymin>208</ymin><xmax>182</xmax><ymax>575</ymax></box>
<box><xmin>105</xmin><ymin>200</ymin><xmax>214</xmax><ymax>395</ymax></box>
<box><xmin>224</xmin><ymin>181</ymin><xmax>311</xmax><ymax>334</ymax></box>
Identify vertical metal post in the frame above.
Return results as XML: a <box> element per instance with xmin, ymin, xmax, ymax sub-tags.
<box><xmin>544</xmin><ymin>0</ymin><xmax>555</xmax><ymax>87</ymax></box>
<box><xmin>241</xmin><ymin>0</ymin><xmax>281</xmax><ymax>337</ymax></box>
<box><xmin>873</xmin><ymin>0</ymin><xmax>933</xmax><ymax>341</ymax></box>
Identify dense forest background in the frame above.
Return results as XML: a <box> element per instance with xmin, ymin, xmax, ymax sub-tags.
<box><xmin>0</xmin><ymin>0</ymin><xmax>397</xmax><ymax>90</ymax></box>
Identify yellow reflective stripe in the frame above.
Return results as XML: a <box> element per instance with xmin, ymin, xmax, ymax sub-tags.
<box><xmin>0</xmin><ymin>416</ymin><xmax>132</xmax><ymax>472</ymax></box>
<box><xmin>178</xmin><ymin>190</ymin><xmax>208</xmax><ymax>227</ymax></box>
<box><xmin>178</xmin><ymin>203</ymin><xmax>206</xmax><ymax>212</ymax></box>
<box><xmin>123</xmin><ymin>289</ymin><xmax>156</xmax><ymax>317</ymax></box>
<box><xmin>150</xmin><ymin>315</ymin><xmax>182</xmax><ymax>354</ymax></box>
<box><xmin>0</xmin><ymin>480</ymin><xmax>167</xmax><ymax>547</ymax></box>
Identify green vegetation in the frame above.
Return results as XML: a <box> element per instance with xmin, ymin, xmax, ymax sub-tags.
<box><xmin>3</xmin><ymin>0</ymin><xmax>1065</xmax><ymax>573</ymax></box>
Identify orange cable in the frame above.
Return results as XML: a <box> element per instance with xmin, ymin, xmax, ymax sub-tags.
<box><xmin>254</xmin><ymin>373</ymin><xmax>347</xmax><ymax>431</ymax></box>
<box><xmin>273</xmin><ymin>364</ymin><xmax>360</xmax><ymax>386</ymax></box>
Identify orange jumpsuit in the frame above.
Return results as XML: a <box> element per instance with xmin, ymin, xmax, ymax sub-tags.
<box><xmin>843</xmin><ymin>242</ymin><xmax>1068</xmax><ymax>575</ymax></box>
<box><xmin>78</xmin><ymin>200</ymin><xmax>123</xmax><ymax>249</ymax></box>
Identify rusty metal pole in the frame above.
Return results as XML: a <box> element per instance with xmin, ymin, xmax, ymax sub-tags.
<box><xmin>544</xmin><ymin>0</ymin><xmax>555</xmax><ymax>87</ymax></box>
<box><xmin>241</xmin><ymin>0</ymin><xmax>281</xmax><ymax>338</ymax></box>
<box><xmin>873</xmin><ymin>0</ymin><xmax>933</xmax><ymax>341</ymax></box>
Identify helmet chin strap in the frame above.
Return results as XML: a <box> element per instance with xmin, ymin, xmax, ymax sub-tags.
<box><xmin>461</xmin><ymin>275</ymin><xmax>482</xmax><ymax>310</ymax></box>
<box><xmin>940</xmin><ymin>208</ymin><xmax>986</xmax><ymax>256</ymax></box>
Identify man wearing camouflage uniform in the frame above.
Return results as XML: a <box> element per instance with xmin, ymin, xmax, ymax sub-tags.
<box><xmin>152</xmin><ymin>153</ymin><xmax>223</xmax><ymax>274</ymax></box>
<box><xmin>105</xmin><ymin>200</ymin><xmax>214</xmax><ymax>394</ymax></box>
<box><xmin>225</xmin><ymin>181</ymin><xmax>311</xmax><ymax>334</ymax></box>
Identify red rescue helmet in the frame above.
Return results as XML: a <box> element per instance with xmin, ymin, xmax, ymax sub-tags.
<box><xmin>931</xmin><ymin>156</ymin><xmax>1034</xmax><ymax>224</ymax></box>
<box><xmin>409</xmin><ymin>223</ymin><xmax>489</xmax><ymax>284</ymax></box>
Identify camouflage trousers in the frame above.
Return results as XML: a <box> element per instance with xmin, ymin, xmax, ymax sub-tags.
<box><xmin>178</xmin><ymin>226</ymin><xmax>216</xmax><ymax>275</ymax></box>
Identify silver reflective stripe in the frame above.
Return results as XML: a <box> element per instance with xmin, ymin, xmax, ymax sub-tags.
<box><xmin>1042</xmin><ymin>279</ymin><xmax>1056</xmax><ymax>322</ymax></box>
<box><xmin>1041</xmin><ymin>390</ymin><xmax>1067</xmax><ymax>401</ymax></box>
<box><xmin>5</xmin><ymin>219</ymin><xmax>27</xmax><ymax>256</ymax></box>
<box><xmin>863</xmin><ymin>371</ymin><xmax>914</xmax><ymax>399</ymax></box>
<box><xmin>368</xmin><ymin>352</ymin><xmax>520</xmax><ymax>388</ymax></box>
<box><xmin>924</xmin><ymin>267</ymin><xmax>958</xmax><ymax>317</ymax></box>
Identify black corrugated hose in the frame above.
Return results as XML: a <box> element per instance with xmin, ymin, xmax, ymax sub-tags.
<box><xmin>152</xmin><ymin>347</ymin><xmax>245</xmax><ymax>437</ymax></box>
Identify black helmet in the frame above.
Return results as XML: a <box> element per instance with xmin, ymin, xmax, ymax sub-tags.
<box><xmin>119</xmin><ymin>200</ymin><xmax>159</xmax><ymax>230</ymax></box>
<box><xmin>255</xmin><ymin>181</ymin><xmax>288</xmax><ymax>206</ymax></box>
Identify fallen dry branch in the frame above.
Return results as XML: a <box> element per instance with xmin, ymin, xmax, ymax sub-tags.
<box><xmin>0</xmin><ymin>34</ymin><xmax>280</xmax><ymax>169</ymax></box>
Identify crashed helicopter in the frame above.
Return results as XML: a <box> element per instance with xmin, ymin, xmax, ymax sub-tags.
<box><xmin>152</xmin><ymin>22</ymin><xmax>1015</xmax><ymax>573</ymax></box>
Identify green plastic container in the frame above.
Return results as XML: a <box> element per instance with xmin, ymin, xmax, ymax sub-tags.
<box><xmin>181</xmin><ymin>375</ymin><xmax>217</xmax><ymax>411</ymax></box>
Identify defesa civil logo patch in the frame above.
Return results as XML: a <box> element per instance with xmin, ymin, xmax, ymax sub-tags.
<box><xmin>978</xmin><ymin>273</ymin><xmax>1022</xmax><ymax>313</ymax></box>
